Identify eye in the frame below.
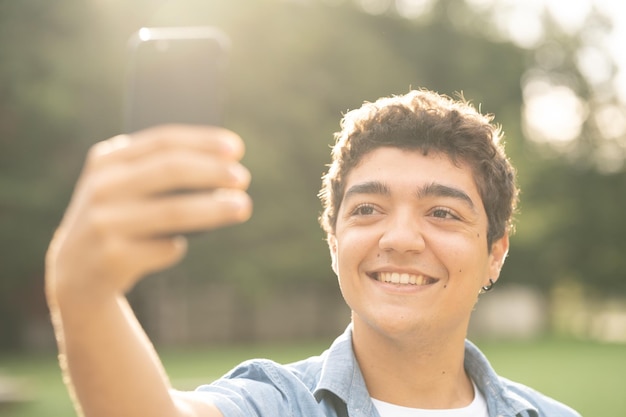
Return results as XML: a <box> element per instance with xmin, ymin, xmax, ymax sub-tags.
<box><xmin>351</xmin><ymin>203</ymin><xmax>377</xmax><ymax>216</ymax></box>
<box><xmin>431</xmin><ymin>207</ymin><xmax>459</xmax><ymax>220</ymax></box>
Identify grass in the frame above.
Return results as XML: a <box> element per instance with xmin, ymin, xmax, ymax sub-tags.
<box><xmin>0</xmin><ymin>338</ymin><xmax>623</xmax><ymax>416</ymax></box>
<box><xmin>479</xmin><ymin>338</ymin><xmax>626</xmax><ymax>415</ymax></box>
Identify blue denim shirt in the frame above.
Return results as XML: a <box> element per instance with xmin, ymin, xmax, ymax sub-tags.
<box><xmin>196</xmin><ymin>326</ymin><xmax>580</xmax><ymax>417</ymax></box>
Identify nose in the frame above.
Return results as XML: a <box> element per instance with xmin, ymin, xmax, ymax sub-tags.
<box><xmin>378</xmin><ymin>210</ymin><xmax>426</xmax><ymax>254</ymax></box>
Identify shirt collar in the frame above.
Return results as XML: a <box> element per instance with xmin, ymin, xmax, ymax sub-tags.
<box><xmin>314</xmin><ymin>326</ymin><xmax>538</xmax><ymax>417</ymax></box>
<box><xmin>313</xmin><ymin>324</ymin><xmax>375</xmax><ymax>416</ymax></box>
<box><xmin>464</xmin><ymin>339</ymin><xmax>538</xmax><ymax>417</ymax></box>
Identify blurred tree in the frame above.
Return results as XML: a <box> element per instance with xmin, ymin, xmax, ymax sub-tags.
<box><xmin>1</xmin><ymin>0</ymin><xmax>624</xmax><ymax>348</ymax></box>
<box><xmin>509</xmin><ymin>160</ymin><xmax>626</xmax><ymax>294</ymax></box>
<box><xmin>458</xmin><ymin>0</ymin><xmax>626</xmax><ymax>295</ymax></box>
<box><xmin>0</xmin><ymin>0</ymin><xmax>159</xmax><ymax>348</ymax></box>
<box><xmin>0</xmin><ymin>0</ymin><xmax>90</xmax><ymax>349</ymax></box>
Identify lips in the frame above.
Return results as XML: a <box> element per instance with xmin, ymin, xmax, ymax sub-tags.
<box><xmin>373</xmin><ymin>272</ymin><xmax>439</xmax><ymax>286</ymax></box>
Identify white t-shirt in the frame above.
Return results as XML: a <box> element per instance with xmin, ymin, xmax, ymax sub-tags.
<box><xmin>371</xmin><ymin>382</ymin><xmax>488</xmax><ymax>417</ymax></box>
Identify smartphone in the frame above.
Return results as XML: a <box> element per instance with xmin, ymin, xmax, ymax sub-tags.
<box><xmin>123</xmin><ymin>26</ymin><xmax>230</xmax><ymax>133</ymax></box>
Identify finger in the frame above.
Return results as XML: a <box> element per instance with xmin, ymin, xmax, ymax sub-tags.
<box><xmin>114</xmin><ymin>236</ymin><xmax>189</xmax><ymax>289</ymax></box>
<box><xmin>93</xmin><ymin>189</ymin><xmax>252</xmax><ymax>238</ymax></box>
<box><xmin>88</xmin><ymin>150</ymin><xmax>251</xmax><ymax>202</ymax></box>
<box><xmin>87</xmin><ymin>125</ymin><xmax>245</xmax><ymax>172</ymax></box>
<box><xmin>91</xmin><ymin>235</ymin><xmax>189</xmax><ymax>294</ymax></box>
<box><xmin>133</xmin><ymin>124</ymin><xmax>245</xmax><ymax>160</ymax></box>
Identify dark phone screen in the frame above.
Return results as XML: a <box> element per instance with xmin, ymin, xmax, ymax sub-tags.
<box><xmin>124</xmin><ymin>27</ymin><xmax>230</xmax><ymax>133</ymax></box>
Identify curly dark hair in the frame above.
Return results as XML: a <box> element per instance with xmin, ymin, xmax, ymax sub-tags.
<box><xmin>318</xmin><ymin>89</ymin><xmax>519</xmax><ymax>248</ymax></box>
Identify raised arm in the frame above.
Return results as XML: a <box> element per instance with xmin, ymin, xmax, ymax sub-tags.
<box><xmin>45</xmin><ymin>125</ymin><xmax>252</xmax><ymax>417</ymax></box>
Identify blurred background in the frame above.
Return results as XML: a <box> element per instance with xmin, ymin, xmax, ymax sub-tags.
<box><xmin>1</xmin><ymin>0</ymin><xmax>625</xmax><ymax>415</ymax></box>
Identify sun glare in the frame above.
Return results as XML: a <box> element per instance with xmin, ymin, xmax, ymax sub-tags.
<box><xmin>138</xmin><ymin>27</ymin><xmax>152</xmax><ymax>41</ymax></box>
<box><xmin>595</xmin><ymin>104</ymin><xmax>626</xmax><ymax>140</ymax></box>
<box><xmin>356</xmin><ymin>0</ymin><xmax>392</xmax><ymax>15</ymax></box>
<box><xmin>545</xmin><ymin>0</ymin><xmax>592</xmax><ymax>35</ymax></box>
<box><xmin>395</xmin><ymin>0</ymin><xmax>436</xmax><ymax>19</ymax></box>
<box><xmin>493</xmin><ymin>2</ymin><xmax>545</xmax><ymax>49</ymax></box>
<box><xmin>473</xmin><ymin>0</ymin><xmax>626</xmax><ymax>148</ymax></box>
<box><xmin>523</xmin><ymin>80</ymin><xmax>588</xmax><ymax>144</ymax></box>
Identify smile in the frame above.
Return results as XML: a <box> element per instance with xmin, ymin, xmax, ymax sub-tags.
<box><xmin>374</xmin><ymin>272</ymin><xmax>438</xmax><ymax>286</ymax></box>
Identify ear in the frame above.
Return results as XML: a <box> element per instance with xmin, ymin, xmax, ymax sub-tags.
<box><xmin>328</xmin><ymin>234</ymin><xmax>338</xmax><ymax>276</ymax></box>
<box><xmin>487</xmin><ymin>233</ymin><xmax>509</xmax><ymax>285</ymax></box>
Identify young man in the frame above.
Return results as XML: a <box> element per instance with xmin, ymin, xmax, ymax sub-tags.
<box><xmin>46</xmin><ymin>89</ymin><xmax>580</xmax><ymax>417</ymax></box>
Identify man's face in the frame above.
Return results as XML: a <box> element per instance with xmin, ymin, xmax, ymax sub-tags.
<box><xmin>329</xmin><ymin>147</ymin><xmax>508</xmax><ymax>341</ymax></box>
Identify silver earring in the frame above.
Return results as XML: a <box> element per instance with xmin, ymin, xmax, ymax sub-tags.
<box><xmin>480</xmin><ymin>278</ymin><xmax>495</xmax><ymax>294</ymax></box>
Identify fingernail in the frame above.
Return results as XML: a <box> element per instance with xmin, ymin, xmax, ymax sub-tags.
<box><xmin>222</xmin><ymin>137</ymin><xmax>243</xmax><ymax>157</ymax></box>
<box><xmin>229</xmin><ymin>192</ymin><xmax>253</xmax><ymax>219</ymax></box>
<box><xmin>229</xmin><ymin>164</ymin><xmax>251</xmax><ymax>185</ymax></box>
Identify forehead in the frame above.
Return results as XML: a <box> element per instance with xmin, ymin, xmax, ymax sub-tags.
<box><xmin>342</xmin><ymin>147</ymin><xmax>484</xmax><ymax>207</ymax></box>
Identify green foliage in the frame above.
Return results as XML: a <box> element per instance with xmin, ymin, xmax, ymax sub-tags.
<box><xmin>0</xmin><ymin>0</ymin><xmax>624</xmax><ymax>348</ymax></box>
<box><xmin>508</xmin><ymin>160</ymin><xmax>626</xmax><ymax>294</ymax></box>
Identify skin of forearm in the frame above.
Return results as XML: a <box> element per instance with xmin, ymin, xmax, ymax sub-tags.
<box><xmin>51</xmin><ymin>292</ymin><xmax>183</xmax><ymax>417</ymax></box>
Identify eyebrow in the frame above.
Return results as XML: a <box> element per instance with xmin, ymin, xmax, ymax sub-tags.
<box><xmin>417</xmin><ymin>182</ymin><xmax>476</xmax><ymax>211</ymax></box>
<box><xmin>343</xmin><ymin>180</ymin><xmax>476</xmax><ymax>211</ymax></box>
<box><xmin>343</xmin><ymin>181</ymin><xmax>390</xmax><ymax>200</ymax></box>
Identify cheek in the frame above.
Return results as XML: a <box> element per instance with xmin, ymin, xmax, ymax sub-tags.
<box><xmin>334</xmin><ymin>230</ymin><xmax>374</xmax><ymax>281</ymax></box>
<box><xmin>429</xmin><ymin>233</ymin><xmax>489</xmax><ymax>281</ymax></box>
<box><xmin>333</xmin><ymin>242</ymin><xmax>360</xmax><ymax>308</ymax></box>
<box><xmin>335</xmin><ymin>239</ymin><xmax>358</xmax><ymax>273</ymax></box>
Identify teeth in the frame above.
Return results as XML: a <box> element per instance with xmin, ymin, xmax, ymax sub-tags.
<box><xmin>377</xmin><ymin>272</ymin><xmax>432</xmax><ymax>286</ymax></box>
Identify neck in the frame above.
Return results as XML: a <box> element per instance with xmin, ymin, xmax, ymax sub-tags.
<box><xmin>352</xmin><ymin>319</ymin><xmax>474</xmax><ymax>409</ymax></box>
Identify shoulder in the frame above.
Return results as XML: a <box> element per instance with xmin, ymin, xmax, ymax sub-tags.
<box><xmin>194</xmin><ymin>356</ymin><xmax>326</xmax><ymax>417</ymax></box>
<box><xmin>224</xmin><ymin>354</ymin><xmax>325</xmax><ymax>390</ymax></box>
<box><xmin>498</xmin><ymin>376</ymin><xmax>582</xmax><ymax>417</ymax></box>
<box><xmin>208</xmin><ymin>354</ymin><xmax>324</xmax><ymax>394</ymax></box>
